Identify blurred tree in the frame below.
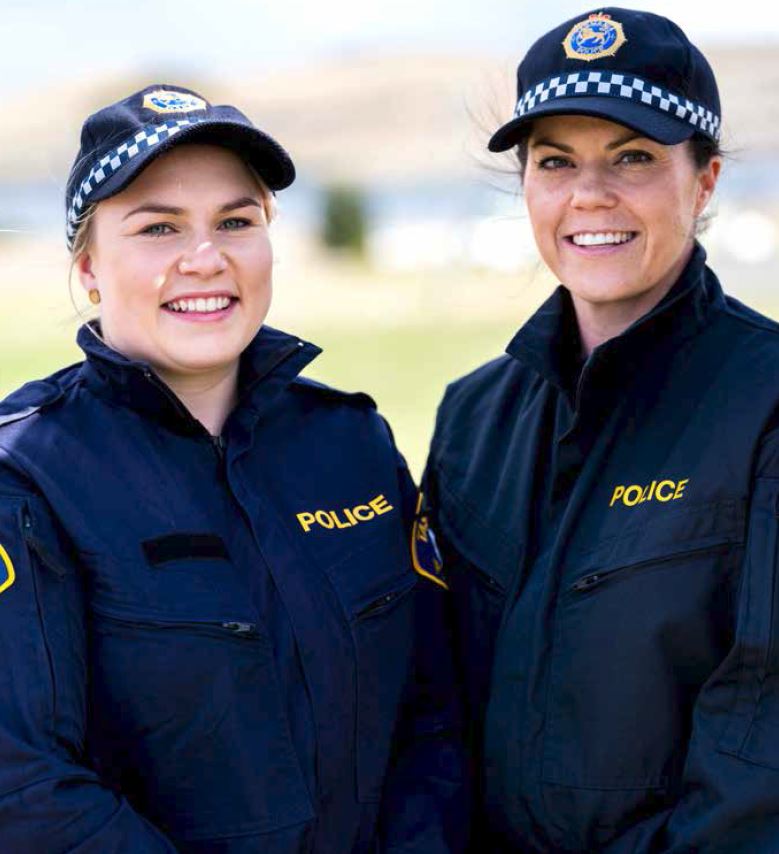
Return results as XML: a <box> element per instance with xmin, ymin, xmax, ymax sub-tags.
<box><xmin>321</xmin><ymin>185</ymin><xmax>367</xmax><ymax>257</ymax></box>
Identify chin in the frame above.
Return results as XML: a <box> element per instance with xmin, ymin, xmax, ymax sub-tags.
<box><xmin>165</xmin><ymin>346</ymin><xmax>242</xmax><ymax>375</ymax></box>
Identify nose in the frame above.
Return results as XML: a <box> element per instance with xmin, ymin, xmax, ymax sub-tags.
<box><xmin>177</xmin><ymin>240</ymin><xmax>227</xmax><ymax>277</ymax></box>
<box><xmin>569</xmin><ymin>164</ymin><xmax>618</xmax><ymax>210</ymax></box>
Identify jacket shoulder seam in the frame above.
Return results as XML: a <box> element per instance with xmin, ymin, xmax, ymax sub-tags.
<box><xmin>288</xmin><ymin>377</ymin><xmax>376</xmax><ymax>408</ymax></box>
<box><xmin>721</xmin><ymin>301</ymin><xmax>779</xmax><ymax>337</ymax></box>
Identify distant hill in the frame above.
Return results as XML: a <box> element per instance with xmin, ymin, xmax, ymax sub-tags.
<box><xmin>2</xmin><ymin>47</ymin><xmax>777</xmax><ymax>185</ymax></box>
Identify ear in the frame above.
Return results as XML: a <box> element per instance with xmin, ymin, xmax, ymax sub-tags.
<box><xmin>694</xmin><ymin>156</ymin><xmax>722</xmax><ymax>217</ymax></box>
<box><xmin>76</xmin><ymin>250</ymin><xmax>98</xmax><ymax>294</ymax></box>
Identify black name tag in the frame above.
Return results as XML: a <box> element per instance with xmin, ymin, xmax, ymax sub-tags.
<box><xmin>142</xmin><ymin>533</ymin><xmax>230</xmax><ymax>567</ymax></box>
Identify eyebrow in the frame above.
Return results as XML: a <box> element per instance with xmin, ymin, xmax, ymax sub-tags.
<box><xmin>122</xmin><ymin>197</ymin><xmax>262</xmax><ymax>221</ymax></box>
<box><xmin>529</xmin><ymin>130</ymin><xmax>647</xmax><ymax>153</ymax></box>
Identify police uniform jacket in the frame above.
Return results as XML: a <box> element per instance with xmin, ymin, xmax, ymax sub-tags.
<box><xmin>425</xmin><ymin>243</ymin><xmax>779</xmax><ymax>853</ymax></box>
<box><xmin>0</xmin><ymin>323</ymin><xmax>464</xmax><ymax>853</ymax></box>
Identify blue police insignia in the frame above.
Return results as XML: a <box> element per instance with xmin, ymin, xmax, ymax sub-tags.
<box><xmin>142</xmin><ymin>89</ymin><xmax>207</xmax><ymax>114</ymax></box>
<box><xmin>411</xmin><ymin>493</ymin><xmax>447</xmax><ymax>590</ymax></box>
<box><xmin>563</xmin><ymin>12</ymin><xmax>626</xmax><ymax>62</ymax></box>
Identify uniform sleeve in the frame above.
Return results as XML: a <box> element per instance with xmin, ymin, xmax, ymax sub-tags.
<box><xmin>0</xmin><ymin>456</ymin><xmax>178</xmax><ymax>853</ymax></box>
<box><xmin>599</xmin><ymin>426</ymin><xmax>779</xmax><ymax>854</ymax></box>
<box><xmin>377</xmin><ymin>451</ymin><xmax>468</xmax><ymax>853</ymax></box>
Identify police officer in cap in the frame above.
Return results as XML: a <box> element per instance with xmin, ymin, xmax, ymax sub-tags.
<box><xmin>425</xmin><ymin>8</ymin><xmax>779</xmax><ymax>852</ymax></box>
<box><xmin>0</xmin><ymin>85</ymin><xmax>465</xmax><ymax>852</ymax></box>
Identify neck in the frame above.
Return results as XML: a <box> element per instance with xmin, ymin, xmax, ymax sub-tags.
<box><xmin>572</xmin><ymin>244</ymin><xmax>694</xmax><ymax>357</ymax></box>
<box><xmin>157</xmin><ymin>362</ymin><xmax>240</xmax><ymax>436</ymax></box>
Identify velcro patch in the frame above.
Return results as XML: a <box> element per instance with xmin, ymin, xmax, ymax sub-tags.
<box><xmin>411</xmin><ymin>493</ymin><xmax>447</xmax><ymax>590</ymax></box>
<box><xmin>143</xmin><ymin>533</ymin><xmax>229</xmax><ymax>567</ymax></box>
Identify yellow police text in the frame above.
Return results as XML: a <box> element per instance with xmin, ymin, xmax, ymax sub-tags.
<box><xmin>609</xmin><ymin>479</ymin><xmax>689</xmax><ymax>508</ymax></box>
<box><xmin>296</xmin><ymin>494</ymin><xmax>394</xmax><ymax>533</ymax></box>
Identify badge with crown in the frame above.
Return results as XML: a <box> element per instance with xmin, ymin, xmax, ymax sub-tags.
<box><xmin>563</xmin><ymin>13</ymin><xmax>627</xmax><ymax>62</ymax></box>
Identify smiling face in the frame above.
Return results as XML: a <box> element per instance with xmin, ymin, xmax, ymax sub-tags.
<box><xmin>523</xmin><ymin>115</ymin><xmax>720</xmax><ymax>343</ymax></box>
<box><xmin>77</xmin><ymin>144</ymin><xmax>273</xmax><ymax>387</ymax></box>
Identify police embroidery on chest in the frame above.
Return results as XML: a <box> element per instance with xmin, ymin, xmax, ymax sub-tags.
<box><xmin>0</xmin><ymin>544</ymin><xmax>16</xmax><ymax>595</ymax></box>
<box><xmin>609</xmin><ymin>478</ymin><xmax>689</xmax><ymax>508</ymax></box>
<box><xmin>295</xmin><ymin>494</ymin><xmax>394</xmax><ymax>533</ymax></box>
<box><xmin>563</xmin><ymin>12</ymin><xmax>627</xmax><ymax>62</ymax></box>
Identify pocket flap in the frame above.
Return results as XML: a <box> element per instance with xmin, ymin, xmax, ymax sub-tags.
<box><xmin>22</xmin><ymin>496</ymin><xmax>75</xmax><ymax>578</ymax></box>
<box><xmin>569</xmin><ymin>499</ymin><xmax>745</xmax><ymax>577</ymax></box>
<box><xmin>436</xmin><ymin>468</ymin><xmax>521</xmax><ymax>592</ymax></box>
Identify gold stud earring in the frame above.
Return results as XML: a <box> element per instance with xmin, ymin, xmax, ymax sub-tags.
<box><xmin>88</xmin><ymin>289</ymin><xmax>101</xmax><ymax>305</ymax></box>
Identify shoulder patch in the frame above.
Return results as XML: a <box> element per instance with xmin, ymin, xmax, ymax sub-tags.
<box><xmin>290</xmin><ymin>377</ymin><xmax>376</xmax><ymax>409</ymax></box>
<box><xmin>411</xmin><ymin>491</ymin><xmax>447</xmax><ymax>590</ymax></box>
<box><xmin>0</xmin><ymin>543</ymin><xmax>15</xmax><ymax>594</ymax></box>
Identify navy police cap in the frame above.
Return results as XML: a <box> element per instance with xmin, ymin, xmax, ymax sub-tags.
<box><xmin>489</xmin><ymin>7</ymin><xmax>721</xmax><ymax>152</ymax></box>
<box><xmin>66</xmin><ymin>84</ymin><xmax>295</xmax><ymax>247</ymax></box>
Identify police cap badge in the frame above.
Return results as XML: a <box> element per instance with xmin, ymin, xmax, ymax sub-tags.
<box><xmin>563</xmin><ymin>12</ymin><xmax>626</xmax><ymax>62</ymax></box>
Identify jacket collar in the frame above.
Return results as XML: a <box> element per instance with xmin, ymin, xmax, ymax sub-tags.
<box><xmin>506</xmin><ymin>242</ymin><xmax>725</xmax><ymax>396</ymax></box>
<box><xmin>78</xmin><ymin>322</ymin><xmax>321</xmax><ymax>436</ymax></box>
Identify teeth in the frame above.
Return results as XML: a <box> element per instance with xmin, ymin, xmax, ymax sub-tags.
<box><xmin>572</xmin><ymin>231</ymin><xmax>635</xmax><ymax>246</ymax></box>
<box><xmin>167</xmin><ymin>296</ymin><xmax>232</xmax><ymax>313</ymax></box>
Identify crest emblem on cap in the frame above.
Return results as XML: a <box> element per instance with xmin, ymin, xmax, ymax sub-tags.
<box><xmin>142</xmin><ymin>89</ymin><xmax>207</xmax><ymax>114</ymax></box>
<box><xmin>563</xmin><ymin>12</ymin><xmax>626</xmax><ymax>62</ymax></box>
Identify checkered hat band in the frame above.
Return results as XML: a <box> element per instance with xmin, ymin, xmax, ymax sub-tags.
<box><xmin>514</xmin><ymin>71</ymin><xmax>721</xmax><ymax>141</ymax></box>
<box><xmin>66</xmin><ymin>117</ymin><xmax>206</xmax><ymax>243</ymax></box>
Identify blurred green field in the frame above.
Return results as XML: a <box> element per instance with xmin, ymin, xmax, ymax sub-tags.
<box><xmin>0</xmin><ymin>238</ymin><xmax>530</xmax><ymax>477</ymax></box>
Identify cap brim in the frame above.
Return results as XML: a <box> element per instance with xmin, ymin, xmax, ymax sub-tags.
<box><xmin>488</xmin><ymin>96</ymin><xmax>696</xmax><ymax>152</ymax></box>
<box><xmin>89</xmin><ymin>120</ymin><xmax>295</xmax><ymax>203</ymax></box>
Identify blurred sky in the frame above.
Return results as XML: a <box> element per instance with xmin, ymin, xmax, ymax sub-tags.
<box><xmin>4</xmin><ymin>0</ymin><xmax>777</xmax><ymax>95</ymax></box>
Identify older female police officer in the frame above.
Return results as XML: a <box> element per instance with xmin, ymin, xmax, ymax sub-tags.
<box><xmin>0</xmin><ymin>86</ymin><xmax>463</xmax><ymax>852</ymax></box>
<box><xmin>425</xmin><ymin>8</ymin><xmax>779</xmax><ymax>853</ymax></box>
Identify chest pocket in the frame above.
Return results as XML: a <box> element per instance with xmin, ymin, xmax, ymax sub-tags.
<box><xmin>321</xmin><ymin>526</ymin><xmax>417</xmax><ymax>803</ymax></box>
<box><xmin>540</xmin><ymin>499</ymin><xmax>743</xmax><ymax>848</ymax></box>
<box><xmin>86</xmin><ymin>535</ymin><xmax>314</xmax><ymax>844</ymax></box>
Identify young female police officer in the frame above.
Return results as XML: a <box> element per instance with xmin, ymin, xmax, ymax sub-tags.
<box><xmin>0</xmin><ymin>85</ymin><xmax>463</xmax><ymax>852</ymax></box>
<box><xmin>425</xmin><ymin>8</ymin><xmax>779</xmax><ymax>852</ymax></box>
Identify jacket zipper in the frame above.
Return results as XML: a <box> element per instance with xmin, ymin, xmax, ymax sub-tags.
<box><xmin>93</xmin><ymin>608</ymin><xmax>260</xmax><ymax>640</ymax></box>
<box><xmin>465</xmin><ymin>559</ymin><xmax>505</xmax><ymax>594</ymax></box>
<box><xmin>355</xmin><ymin>579</ymin><xmax>416</xmax><ymax>621</ymax></box>
<box><xmin>570</xmin><ymin>542</ymin><xmax>731</xmax><ymax>594</ymax></box>
<box><xmin>211</xmin><ymin>434</ymin><xmax>226</xmax><ymax>460</ymax></box>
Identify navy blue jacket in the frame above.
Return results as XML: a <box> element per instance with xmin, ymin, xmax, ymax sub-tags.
<box><xmin>0</xmin><ymin>324</ymin><xmax>465</xmax><ymax>853</ymax></box>
<box><xmin>425</xmin><ymin>244</ymin><xmax>779</xmax><ymax>852</ymax></box>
